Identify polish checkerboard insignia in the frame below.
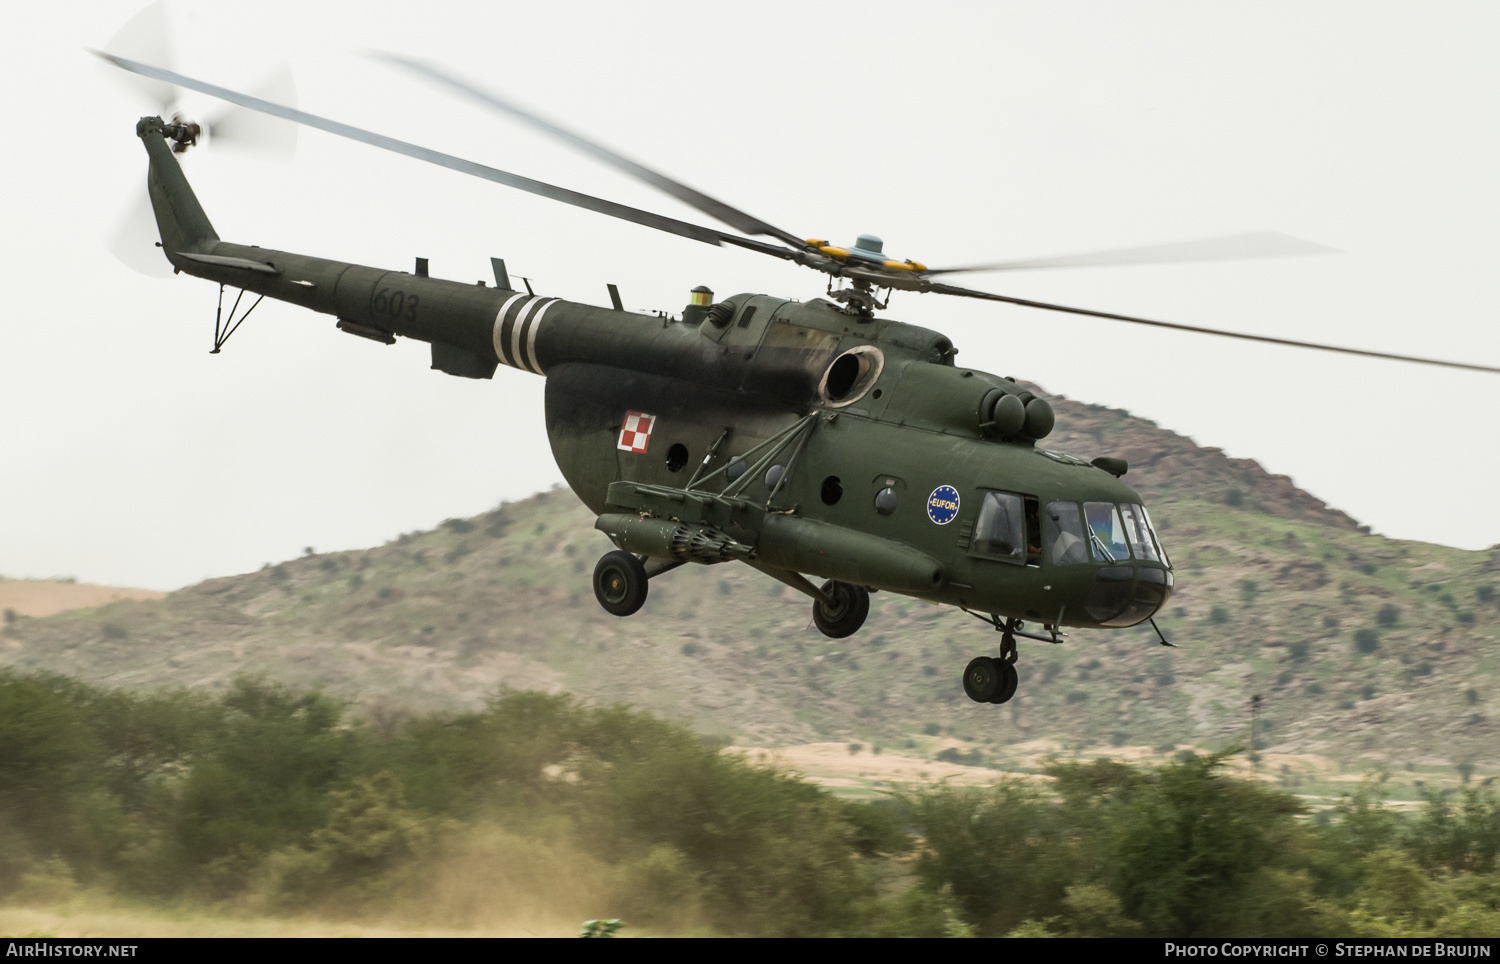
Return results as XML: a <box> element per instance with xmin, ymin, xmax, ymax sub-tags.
<box><xmin>617</xmin><ymin>412</ymin><xmax>656</xmax><ymax>454</ymax></box>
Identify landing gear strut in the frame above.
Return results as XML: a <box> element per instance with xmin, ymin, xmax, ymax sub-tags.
<box><xmin>963</xmin><ymin>621</ymin><xmax>1020</xmax><ymax>704</ymax></box>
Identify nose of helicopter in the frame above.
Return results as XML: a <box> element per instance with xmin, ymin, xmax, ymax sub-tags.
<box><xmin>1083</xmin><ymin>564</ymin><xmax>1173</xmax><ymax>627</ymax></box>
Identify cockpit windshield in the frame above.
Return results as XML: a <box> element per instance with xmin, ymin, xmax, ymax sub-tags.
<box><xmin>1045</xmin><ymin>501</ymin><xmax>1169</xmax><ymax>568</ymax></box>
<box><xmin>1085</xmin><ymin>502</ymin><xmax>1129</xmax><ymax>562</ymax></box>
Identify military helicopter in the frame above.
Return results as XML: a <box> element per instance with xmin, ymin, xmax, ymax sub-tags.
<box><xmin>97</xmin><ymin>51</ymin><xmax>1500</xmax><ymax>707</ymax></box>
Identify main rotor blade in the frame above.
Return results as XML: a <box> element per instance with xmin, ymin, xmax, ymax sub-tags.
<box><xmin>370</xmin><ymin>52</ymin><xmax>810</xmax><ymax>251</ymax></box>
<box><xmin>926</xmin><ymin>281</ymin><xmax>1500</xmax><ymax>375</ymax></box>
<box><xmin>94</xmin><ymin>52</ymin><xmax>740</xmax><ymax>248</ymax></box>
<box><xmin>925</xmin><ymin>231</ymin><xmax>1336</xmax><ymax>275</ymax></box>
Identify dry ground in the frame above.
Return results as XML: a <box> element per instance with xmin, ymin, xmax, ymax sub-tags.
<box><xmin>0</xmin><ymin>580</ymin><xmax>164</xmax><ymax>618</ymax></box>
<box><xmin>0</xmin><ymin>904</ymin><xmax>586</xmax><ymax>938</ymax></box>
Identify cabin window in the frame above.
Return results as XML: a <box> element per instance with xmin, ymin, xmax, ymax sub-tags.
<box><xmin>821</xmin><ymin>476</ymin><xmax>843</xmax><ymax>505</ymax></box>
<box><xmin>1084</xmin><ymin>502</ymin><xmax>1130</xmax><ymax>562</ymax></box>
<box><xmin>1044</xmin><ymin>502</ymin><xmax>1089</xmax><ymax>565</ymax></box>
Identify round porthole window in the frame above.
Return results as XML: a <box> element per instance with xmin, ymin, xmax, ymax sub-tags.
<box><xmin>821</xmin><ymin>476</ymin><xmax>843</xmax><ymax>505</ymax></box>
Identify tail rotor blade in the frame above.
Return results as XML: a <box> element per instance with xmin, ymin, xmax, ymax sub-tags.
<box><xmin>107</xmin><ymin>188</ymin><xmax>174</xmax><ymax>278</ymax></box>
<box><xmin>100</xmin><ymin>0</ymin><xmax>178</xmax><ymax>112</ymax></box>
<box><xmin>205</xmin><ymin>65</ymin><xmax>299</xmax><ymax>156</ymax></box>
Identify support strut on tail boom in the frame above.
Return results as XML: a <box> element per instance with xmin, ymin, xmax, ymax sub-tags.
<box><xmin>210</xmin><ymin>283</ymin><xmax>265</xmax><ymax>354</ymax></box>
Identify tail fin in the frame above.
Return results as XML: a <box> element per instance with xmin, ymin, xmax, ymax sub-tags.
<box><xmin>137</xmin><ymin>116</ymin><xmax>219</xmax><ymax>261</ymax></box>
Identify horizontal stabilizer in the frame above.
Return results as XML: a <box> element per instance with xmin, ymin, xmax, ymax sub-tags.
<box><xmin>178</xmin><ymin>252</ymin><xmax>281</xmax><ymax>275</ymax></box>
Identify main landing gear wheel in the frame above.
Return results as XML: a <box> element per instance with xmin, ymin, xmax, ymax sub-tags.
<box><xmin>812</xmin><ymin>580</ymin><xmax>870</xmax><ymax>639</ymax></box>
<box><xmin>593</xmin><ymin>550</ymin><xmax>648</xmax><ymax>617</ymax></box>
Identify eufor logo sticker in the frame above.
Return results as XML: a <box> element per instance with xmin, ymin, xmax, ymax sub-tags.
<box><xmin>927</xmin><ymin>485</ymin><xmax>960</xmax><ymax>525</ymax></box>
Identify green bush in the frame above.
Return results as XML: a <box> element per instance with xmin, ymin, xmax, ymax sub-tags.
<box><xmin>166</xmin><ymin>680</ymin><xmax>354</xmax><ymax>885</ymax></box>
<box><xmin>259</xmin><ymin>772</ymin><xmax>437</xmax><ymax>911</ymax></box>
<box><xmin>935</xmin><ymin>747</ymin><xmax>983</xmax><ymax>766</ymax></box>
<box><xmin>1354</xmin><ymin>629</ymin><xmax>1380</xmax><ymax>654</ymax></box>
<box><xmin>908</xmin><ymin>755</ymin><xmax>1325</xmax><ymax>937</ymax></box>
<box><xmin>7</xmin><ymin>671</ymin><xmax>1500</xmax><ymax>937</ymax></box>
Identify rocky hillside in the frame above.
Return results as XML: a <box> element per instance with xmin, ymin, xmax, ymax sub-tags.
<box><xmin>3</xmin><ymin>393</ymin><xmax>1496</xmax><ymax>773</ymax></box>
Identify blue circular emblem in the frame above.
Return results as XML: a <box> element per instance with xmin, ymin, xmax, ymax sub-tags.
<box><xmin>927</xmin><ymin>485</ymin><xmax>961</xmax><ymax>525</ymax></box>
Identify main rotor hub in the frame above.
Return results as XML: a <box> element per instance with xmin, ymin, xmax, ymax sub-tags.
<box><xmin>828</xmin><ymin>278</ymin><xmax>886</xmax><ymax>318</ymax></box>
<box><xmin>165</xmin><ymin>114</ymin><xmax>201</xmax><ymax>153</ymax></box>
<box><xmin>848</xmin><ymin>234</ymin><xmax>885</xmax><ymax>263</ymax></box>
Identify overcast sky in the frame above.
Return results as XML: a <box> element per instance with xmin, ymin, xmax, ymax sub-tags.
<box><xmin>3</xmin><ymin>1</ymin><xmax>1498</xmax><ymax>590</ymax></box>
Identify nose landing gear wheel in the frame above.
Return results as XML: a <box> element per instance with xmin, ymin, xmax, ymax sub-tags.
<box><xmin>593</xmin><ymin>550</ymin><xmax>649</xmax><ymax>617</ymax></box>
<box><xmin>963</xmin><ymin>656</ymin><xmax>1019</xmax><ymax>704</ymax></box>
<box><xmin>812</xmin><ymin>580</ymin><xmax>870</xmax><ymax>638</ymax></box>
<box><xmin>963</xmin><ymin>656</ymin><xmax>1002</xmax><ymax>703</ymax></box>
<box><xmin>991</xmin><ymin>661</ymin><xmax>1019</xmax><ymax>704</ymax></box>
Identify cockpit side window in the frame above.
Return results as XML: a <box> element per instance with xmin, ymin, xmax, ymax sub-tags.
<box><xmin>1143</xmin><ymin>505</ymin><xmax>1172</xmax><ymax>569</ymax></box>
<box><xmin>1044</xmin><ymin>501</ymin><xmax>1089</xmax><ymax>565</ymax></box>
<box><xmin>972</xmin><ymin>492</ymin><xmax>1026</xmax><ymax>563</ymax></box>
<box><xmin>1119</xmin><ymin>503</ymin><xmax>1160</xmax><ymax>563</ymax></box>
<box><xmin>1084</xmin><ymin>502</ymin><xmax>1130</xmax><ymax>562</ymax></box>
